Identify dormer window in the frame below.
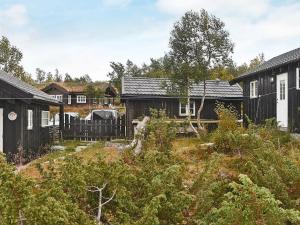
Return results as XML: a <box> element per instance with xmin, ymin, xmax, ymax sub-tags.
<box><xmin>250</xmin><ymin>80</ymin><xmax>258</xmax><ymax>98</ymax></box>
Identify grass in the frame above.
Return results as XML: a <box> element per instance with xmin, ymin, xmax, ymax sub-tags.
<box><xmin>20</xmin><ymin>138</ymin><xmax>209</xmax><ymax>180</ymax></box>
<box><xmin>20</xmin><ymin>140</ymin><xmax>121</xmax><ymax>179</ymax></box>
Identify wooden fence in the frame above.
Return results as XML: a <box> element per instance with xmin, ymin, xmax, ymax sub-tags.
<box><xmin>62</xmin><ymin>115</ymin><xmax>126</xmax><ymax>141</ymax></box>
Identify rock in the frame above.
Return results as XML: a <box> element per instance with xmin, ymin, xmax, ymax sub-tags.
<box><xmin>199</xmin><ymin>143</ymin><xmax>214</xmax><ymax>149</ymax></box>
<box><xmin>75</xmin><ymin>146</ymin><xmax>87</xmax><ymax>152</ymax></box>
<box><xmin>51</xmin><ymin>145</ymin><xmax>66</xmax><ymax>151</ymax></box>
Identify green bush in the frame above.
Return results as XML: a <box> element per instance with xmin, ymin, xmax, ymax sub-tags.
<box><xmin>203</xmin><ymin>174</ymin><xmax>300</xmax><ymax>225</ymax></box>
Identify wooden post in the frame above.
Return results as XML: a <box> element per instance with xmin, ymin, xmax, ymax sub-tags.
<box><xmin>59</xmin><ymin>104</ymin><xmax>64</xmax><ymax>141</ymax></box>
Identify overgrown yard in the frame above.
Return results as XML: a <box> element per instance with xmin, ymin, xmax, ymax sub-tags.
<box><xmin>2</xmin><ymin>107</ymin><xmax>300</xmax><ymax>224</ymax></box>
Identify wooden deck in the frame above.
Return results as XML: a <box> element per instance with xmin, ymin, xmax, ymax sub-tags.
<box><xmin>132</xmin><ymin>119</ymin><xmax>243</xmax><ymax>124</ymax></box>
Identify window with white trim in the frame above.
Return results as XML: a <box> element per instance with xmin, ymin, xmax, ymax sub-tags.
<box><xmin>68</xmin><ymin>95</ymin><xmax>72</xmax><ymax>105</ymax></box>
<box><xmin>77</xmin><ymin>95</ymin><xmax>86</xmax><ymax>103</ymax></box>
<box><xmin>41</xmin><ymin>111</ymin><xmax>50</xmax><ymax>127</ymax></box>
<box><xmin>179</xmin><ymin>101</ymin><xmax>195</xmax><ymax>116</ymax></box>
<box><xmin>296</xmin><ymin>67</ymin><xmax>300</xmax><ymax>90</ymax></box>
<box><xmin>250</xmin><ymin>80</ymin><xmax>258</xmax><ymax>98</ymax></box>
<box><xmin>27</xmin><ymin>110</ymin><xmax>33</xmax><ymax>130</ymax></box>
<box><xmin>50</xmin><ymin>95</ymin><xmax>63</xmax><ymax>102</ymax></box>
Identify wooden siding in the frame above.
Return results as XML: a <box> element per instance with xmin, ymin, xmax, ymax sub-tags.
<box><xmin>0</xmin><ymin>99</ymin><xmax>51</xmax><ymax>160</ymax></box>
<box><xmin>242</xmin><ymin>61</ymin><xmax>300</xmax><ymax>132</ymax></box>
<box><xmin>125</xmin><ymin>98</ymin><xmax>242</xmax><ymax>137</ymax></box>
<box><xmin>0</xmin><ymin>79</ymin><xmax>53</xmax><ymax>161</ymax></box>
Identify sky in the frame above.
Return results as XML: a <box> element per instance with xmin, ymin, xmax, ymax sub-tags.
<box><xmin>1</xmin><ymin>0</ymin><xmax>300</xmax><ymax>81</ymax></box>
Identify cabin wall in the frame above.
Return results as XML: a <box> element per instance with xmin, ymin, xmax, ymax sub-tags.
<box><xmin>242</xmin><ymin>61</ymin><xmax>300</xmax><ymax>132</ymax></box>
<box><xmin>125</xmin><ymin>98</ymin><xmax>242</xmax><ymax>137</ymax></box>
<box><xmin>23</xmin><ymin>103</ymin><xmax>51</xmax><ymax>159</ymax></box>
<box><xmin>0</xmin><ymin>99</ymin><xmax>51</xmax><ymax>160</ymax></box>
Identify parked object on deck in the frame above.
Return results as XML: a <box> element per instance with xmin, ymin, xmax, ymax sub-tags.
<box><xmin>85</xmin><ymin>109</ymin><xmax>119</xmax><ymax>121</ymax></box>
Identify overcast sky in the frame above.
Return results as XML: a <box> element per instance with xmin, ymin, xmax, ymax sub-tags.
<box><xmin>1</xmin><ymin>0</ymin><xmax>300</xmax><ymax>81</ymax></box>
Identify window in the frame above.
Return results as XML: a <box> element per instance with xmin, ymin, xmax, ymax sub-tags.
<box><xmin>77</xmin><ymin>95</ymin><xmax>86</xmax><ymax>103</ymax></box>
<box><xmin>41</xmin><ymin>111</ymin><xmax>50</xmax><ymax>127</ymax></box>
<box><xmin>297</xmin><ymin>68</ymin><xmax>300</xmax><ymax>90</ymax></box>
<box><xmin>27</xmin><ymin>110</ymin><xmax>33</xmax><ymax>130</ymax></box>
<box><xmin>280</xmin><ymin>80</ymin><xmax>286</xmax><ymax>100</ymax></box>
<box><xmin>250</xmin><ymin>80</ymin><xmax>258</xmax><ymax>98</ymax></box>
<box><xmin>179</xmin><ymin>101</ymin><xmax>195</xmax><ymax>116</ymax></box>
<box><xmin>50</xmin><ymin>95</ymin><xmax>63</xmax><ymax>102</ymax></box>
<box><xmin>56</xmin><ymin>95</ymin><xmax>63</xmax><ymax>102</ymax></box>
<box><xmin>68</xmin><ymin>95</ymin><xmax>72</xmax><ymax>105</ymax></box>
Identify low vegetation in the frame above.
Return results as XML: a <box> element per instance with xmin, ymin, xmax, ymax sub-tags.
<box><xmin>2</xmin><ymin>107</ymin><xmax>300</xmax><ymax>224</ymax></box>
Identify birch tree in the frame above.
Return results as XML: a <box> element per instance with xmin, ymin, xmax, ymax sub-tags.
<box><xmin>168</xmin><ymin>10</ymin><xmax>234</xmax><ymax>135</ymax></box>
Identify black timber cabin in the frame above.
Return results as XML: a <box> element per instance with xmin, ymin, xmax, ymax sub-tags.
<box><xmin>121</xmin><ymin>76</ymin><xmax>243</xmax><ymax>137</ymax></box>
<box><xmin>230</xmin><ymin>48</ymin><xmax>300</xmax><ymax>132</ymax></box>
<box><xmin>0</xmin><ymin>70</ymin><xmax>63</xmax><ymax>161</ymax></box>
<box><xmin>42</xmin><ymin>82</ymin><xmax>118</xmax><ymax>106</ymax></box>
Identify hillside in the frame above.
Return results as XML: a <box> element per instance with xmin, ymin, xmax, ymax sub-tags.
<box><xmin>2</xmin><ymin>108</ymin><xmax>300</xmax><ymax>224</ymax></box>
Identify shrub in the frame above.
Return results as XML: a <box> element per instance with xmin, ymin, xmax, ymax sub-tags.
<box><xmin>203</xmin><ymin>174</ymin><xmax>300</xmax><ymax>225</ymax></box>
<box><xmin>143</xmin><ymin>109</ymin><xmax>177</xmax><ymax>156</ymax></box>
<box><xmin>212</xmin><ymin>103</ymin><xmax>256</xmax><ymax>155</ymax></box>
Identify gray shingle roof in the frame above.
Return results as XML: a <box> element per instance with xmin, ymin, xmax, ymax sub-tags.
<box><xmin>231</xmin><ymin>47</ymin><xmax>300</xmax><ymax>83</ymax></box>
<box><xmin>122</xmin><ymin>76</ymin><xmax>242</xmax><ymax>98</ymax></box>
<box><xmin>0</xmin><ymin>70</ymin><xmax>60</xmax><ymax>104</ymax></box>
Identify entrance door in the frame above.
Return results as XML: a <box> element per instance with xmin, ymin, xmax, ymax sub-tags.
<box><xmin>0</xmin><ymin>108</ymin><xmax>3</xmax><ymax>152</ymax></box>
<box><xmin>276</xmin><ymin>73</ymin><xmax>288</xmax><ymax>128</ymax></box>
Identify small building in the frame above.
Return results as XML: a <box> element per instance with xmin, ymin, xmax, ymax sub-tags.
<box><xmin>121</xmin><ymin>76</ymin><xmax>243</xmax><ymax>137</ymax></box>
<box><xmin>230</xmin><ymin>48</ymin><xmax>300</xmax><ymax>132</ymax></box>
<box><xmin>0</xmin><ymin>70</ymin><xmax>63</xmax><ymax>161</ymax></box>
<box><xmin>41</xmin><ymin>82</ymin><xmax>118</xmax><ymax>106</ymax></box>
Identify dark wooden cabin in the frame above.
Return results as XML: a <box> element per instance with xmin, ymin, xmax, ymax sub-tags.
<box><xmin>42</xmin><ymin>82</ymin><xmax>118</xmax><ymax>106</ymax></box>
<box><xmin>121</xmin><ymin>76</ymin><xmax>243</xmax><ymax>137</ymax></box>
<box><xmin>230</xmin><ymin>48</ymin><xmax>300</xmax><ymax>132</ymax></box>
<box><xmin>0</xmin><ymin>70</ymin><xmax>63</xmax><ymax>161</ymax></box>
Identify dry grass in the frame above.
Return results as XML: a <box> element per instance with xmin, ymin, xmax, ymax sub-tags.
<box><xmin>20</xmin><ymin>141</ymin><xmax>120</xmax><ymax>179</ymax></box>
<box><xmin>172</xmin><ymin>138</ymin><xmax>208</xmax><ymax>185</ymax></box>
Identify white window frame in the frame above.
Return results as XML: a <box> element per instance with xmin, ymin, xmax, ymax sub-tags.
<box><xmin>250</xmin><ymin>80</ymin><xmax>258</xmax><ymax>99</ymax></box>
<box><xmin>56</xmin><ymin>95</ymin><xmax>63</xmax><ymax>102</ymax></box>
<box><xmin>179</xmin><ymin>101</ymin><xmax>196</xmax><ymax>116</ymax></box>
<box><xmin>50</xmin><ymin>95</ymin><xmax>63</xmax><ymax>102</ymax></box>
<box><xmin>68</xmin><ymin>95</ymin><xmax>72</xmax><ymax>105</ymax></box>
<box><xmin>41</xmin><ymin>111</ymin><xmax>50</xmax><ymax>127</ymax></box>
<box><xmin>27</xmin><ymin>109</ymin><xmax>33</xmax><ymax>130</ymax></box>
<box><xmin>296</xmin><ymin>67</ymin><xmax>300</xmax><ymax>90</ymax></box>
<box><xmin>77</xmin><ymin>95</ymin><xmax>86</xmax><ymax>104</ymax></box>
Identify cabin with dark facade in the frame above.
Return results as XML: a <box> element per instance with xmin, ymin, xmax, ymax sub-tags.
<box><xmin>121</xmin><ymin>76</ymin><xmax>243</xmax><ymax>137</ymax></box>
<box><xmin>0</xmin><ymin>70</ymin><xmax>63</xmax><ymax>161</ymax></box>
<box><xmin>42</xmin><ymin>82</ymin><xmax>118</xmax><ymax>106</ymax></box>
<box><xmin>230</xmin><ymin>48</ymin><xmax>300</xmax><ymax>132</ymax></box>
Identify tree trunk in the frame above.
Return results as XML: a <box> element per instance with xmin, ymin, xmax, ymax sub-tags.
<box><xmin>197</xmin><ymin>80</ymin><xmax>206</xmax><ymax>133</ymax></box>
<box><xmin>187</xmin><ymin>82</ymin><xmax>200</xmax><ymax>137</ymax></box>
